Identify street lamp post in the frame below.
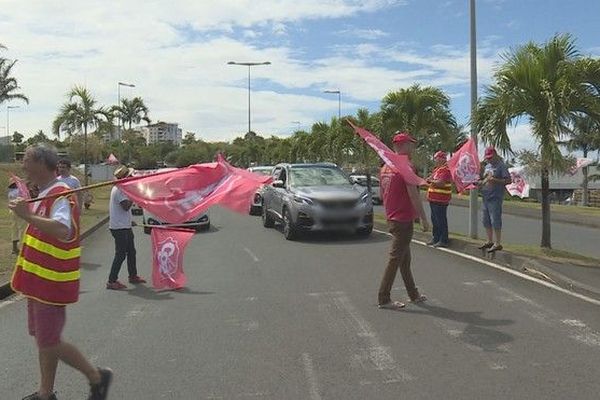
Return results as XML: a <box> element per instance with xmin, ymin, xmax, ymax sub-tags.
<box><xmin>7</xmin><ymin>105</ymin><xmax>20</xmax><ymax>138</ymax></box>
<box><xmin>117</xmin><ymin>82</ymin><xmax>135</xmax><ymax>139</ymax></box>
<box><xmin>227</xmin><ymin>61</ymin><xmax>271</xmax><ymax>135</ymax></box>
<box><xmin>324</xmin><ymin>90</ymin><xmax>341</xmax><ymax>120</ymax></box>
<box><xmin>469</xmin><ymin>0</ymin><xmax>479</xmax><ymax>239</ymax></box>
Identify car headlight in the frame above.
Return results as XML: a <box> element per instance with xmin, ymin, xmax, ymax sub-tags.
<box><xmin>293</xmin><ymin>195</ymin><xmax>314</xmax><ymax>205</ymax></box>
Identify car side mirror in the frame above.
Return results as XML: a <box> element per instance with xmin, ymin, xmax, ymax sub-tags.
<box><xmin>272</xmin><ymin>180</ymin><xmax>285</xmax><ymax>188</ymax></box>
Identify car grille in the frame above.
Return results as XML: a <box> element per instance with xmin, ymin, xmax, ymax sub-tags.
<box><xmin>321</xmin><ymin>217</ymin><xmax>359</xmax><ymax>226</ymax></box>
<box><xmin>317</xmin><ymin>199</ymin><xmax>358</xmax><ymax>209</ymax></box>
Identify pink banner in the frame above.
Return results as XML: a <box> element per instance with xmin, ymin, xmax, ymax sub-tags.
<box><xmin>568</xmin><ymin>158</ymin><xmax>594</xmax><ymax>176</ymax></box>
<box><xmin>448</xmin><ymin>138</ymin><xmax>480</xmax><ymax>193</ymax></box>
<box><xmin>116</xmin><ymin>156</ymin><xmax>272</xmax><ymax>224</ymax></box>
<box><xmin>505</xmin><ymin>167</ymin><xmax>530</xmax><ymax>199</ymax></box>
<box><xmin>10</xmin><ymin>173</ymin><xmax>31</xmax><ymax>200</ymax></box>
<box><xmin>106</xmin><ymin>153</ymin><xmax>119</xmax><ymax>165</ymax></box>
<box><xmin>151</xmin><ymin>227</ymin><xmax>196</xmax><ymax>290</ymax></box>
<box><xmin>347</xmin><ymin>121</ymin><xmax>426</xmax><ymax>186</ymax></box>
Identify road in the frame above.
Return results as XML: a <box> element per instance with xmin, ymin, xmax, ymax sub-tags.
<box><xmin>375</xmin><ymin>204</ymin><xmax>600</xmax><ymax>259</ymax></box>
<box><xmin>1</xmin><ymin>208</ymin><xmax>600</xmax><ymax>399</ymax></box>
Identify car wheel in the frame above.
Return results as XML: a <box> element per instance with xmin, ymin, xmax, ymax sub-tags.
<box><xmin>356</xmin><ymin>226</ymin><xmax>373</xmax><ymax>238</ymax></box>
<box><xmin>282</xmin><ymin>208</ymin><xmax>297</xmax><ymax>240</ymax></box>
<box><xmin>262</xmin><ymin>205</ymin><xmax>275</xmax><ymax>228</ymax></box>
<box><xmin>249</xmin><ymin>205</ymin><xmax>261</xmax><ymax>216</ymax></box>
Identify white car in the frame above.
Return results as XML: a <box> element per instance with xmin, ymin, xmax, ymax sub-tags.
<box><xmin>142</xmin><ymin>209</ymin><xmax>210</xmax><ymax>234</ymax></box>
<box><xmin>349</xmin><ymin>174</ymin><xmax>381</xmax><ymax>204</ymax></box>
<box><xmin>247</xmin><ymin>166</ymin><xmax>274</xmax><ymax>215</ymax></box>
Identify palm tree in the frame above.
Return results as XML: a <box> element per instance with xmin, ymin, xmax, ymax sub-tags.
<box><xmin>0</xmin><ymin>44</ymin><xmax>29</xmax><ymax>106</ymax></box>
<box><xmin>562</xmin><ymin>114</ymin><xmax>600</xmax><ymax>206</ymax></box>
<box><xmin>53</xmin><ymin>86</ymin><xmax>110</xmax><ymax>185</ymax></box>
<box><xmin>474</xmin><ymin>34</ymin><xmax>600</xmax><ymax>248</ymax></box>
<box><xmin>112</xmin><ymin>96</ymin><xmax>150</xmax><ymax>131</ymax></box>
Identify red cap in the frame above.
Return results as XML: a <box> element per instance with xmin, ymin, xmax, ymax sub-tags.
<box><xmin>434</xmin><ymin>151</ymin><xmax>447</xmax><ymax>160</ymax></box>
<box><xmin>392</xmin><ymin>131</ymin><xmax>416</xmax><ymax>144</ymax></box>
<box><xmin>484</xmin><ymin>146</ymin><xmax>497</xmax><ymax>160</ymax></box>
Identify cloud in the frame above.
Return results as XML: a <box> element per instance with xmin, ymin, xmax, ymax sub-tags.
<box><xmin>336</xmin><ymin>28</ymin><xmax>389</xmax><ymax>40</ymax></box>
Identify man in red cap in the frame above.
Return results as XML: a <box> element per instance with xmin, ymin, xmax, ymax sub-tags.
<box><xmin>426</xmin><ymin>151</ymin><xmax>453</xmax><ymax>247</ymax></box>
<box><xmin>378</xmin><ymin>131</ymin><xmax>430</xmax><ymax>310</ymax></box>
<box><xmin>478</xmin><ymin>146</ymin><xmax>511</xmax><ymax>252</ymax></box>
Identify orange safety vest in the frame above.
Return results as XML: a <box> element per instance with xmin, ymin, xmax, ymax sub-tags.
<box><xmin>11</xmin><ymin>182</ymin><xmax>81</xmax><ymax>305</ymax></box>
<box><xmin>426</xmin><ymin>165</ymin><xmax>453</xmax><ymax>205</ymax></box>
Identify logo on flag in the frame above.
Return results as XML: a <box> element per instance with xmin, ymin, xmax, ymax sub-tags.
<box><xmin>151</xmin><ymin>227</ymin><xmax>195</xmax><ymax>290</ymax></box>
<box><xmin>506</xmin><ymin>167</ymin><xmax>530</xmax><ymax>199</ymax></box>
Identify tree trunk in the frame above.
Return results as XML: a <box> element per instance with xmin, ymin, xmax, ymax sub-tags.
<box><xmin>540</xmin><ymin>167</ymin><xmax>551</xmax><ymax>248</ymax></box>
<box><xmin>582</xmin><ymin>149</ymin><xmax>589</xmax><ymax>207</ymax></box>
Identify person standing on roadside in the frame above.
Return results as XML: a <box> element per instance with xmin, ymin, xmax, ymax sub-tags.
<box><xmin>426</xmin><ymin>151</ymin><xmax>453</xmax><ymax>248</ymax></box>
<box><xmin>478</xmin><ymin>146</ymin><xmax>512</xmax><ymax>253</ymax></box>
<box><xmin>378</xmin><ymin>132</ymin><xmax>430</xmax><ymax>310</ymax></box>
<box><xmin>56</xmin><ymin>158</ymin><xmax>82</xmax><ymax>209</ymax></box>
<box><xmin>106</xmin><ymin>165</ymin><xmax>146</xmax><ymax>290</ymax></box>
<box><xmin>9</xmin><ymin>144</ymin><xmax>112</xmax><ymax>400</ymax></box>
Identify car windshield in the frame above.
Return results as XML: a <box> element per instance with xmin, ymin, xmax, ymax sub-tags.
<box><xmin>290</xmin><ymin>166</ymin><xmax>350</xmax><ymax>187</ymax></box>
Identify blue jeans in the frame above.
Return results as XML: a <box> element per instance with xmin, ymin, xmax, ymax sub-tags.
<box><xmin>482</xmin><ymin>197</ymin><xmax>503</xmax><ymax>230</ymax></box>
<box><xmin>429</xmin><ymin>202</ymin><xmax>449</xmax><ymax>244</ymax></box>
<box><xmin>109</xmin><ymin>228</ymin><xmax>137</xmax><ymax>282</ymax></box>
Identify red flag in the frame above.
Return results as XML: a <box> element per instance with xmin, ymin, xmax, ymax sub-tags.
<box><xmin>9</xmin><ymin>173</ymin><xmax>31</xmax><ymax>200</ymax></box>
<box><xmin>448</xmin><ymin>138</ymin><xmax>480</xmax><ymax>193</ymax></box>
<box><xmin>151</xmin><ymin>227</ymin><xmax>195</xmax><ymax>290</ymax></box>
<box><xmin>347</xmin><ymin>121</ymin><xmax>426</xmax><ymax>186</ymax></box>
<box><xmin>106</xmin><ymin>153</ymin><xmax>119</xmax><ymax>165</ymax></box>
<box><xmin>116</xmin><ymin>156</ymin><xmax>272</xmax><ymax>224</ymax></box>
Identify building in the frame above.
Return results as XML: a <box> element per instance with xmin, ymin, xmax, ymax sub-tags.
<box><xmin>140</xmin><ymin>122</ymin><xmax>182</xmax><ymax>145</ymax></box>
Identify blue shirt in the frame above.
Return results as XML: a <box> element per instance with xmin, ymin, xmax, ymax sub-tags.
<box><xmin>481</xmin><ymin>160</ymin><xmax>510</xmax><ymax>200</ymax></box>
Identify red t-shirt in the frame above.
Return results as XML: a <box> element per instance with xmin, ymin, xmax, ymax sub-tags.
<box><xmin>380</xmin><ymin>165</ymin><xmax>417</xmax><ymax>223</ymax></box>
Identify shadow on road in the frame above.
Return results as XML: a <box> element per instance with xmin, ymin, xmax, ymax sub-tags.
<box><xmin>402</xmin><ymin>303</ymin><xmax>515</xmax><ymax>353</ymax></box>
<box><xmin>272</xmin><ymin>225</ymin><xmax>390</xmax><ymax>245</ymax></box>
<box><xmin>126</xmin><ymin>284</ymin><xmax>215</xmax><ymax>301</ymax></box>
<box><xmin>80</xmin><ymin>262</ymin><xmax>103</xmax><ymax>271</ymax></box>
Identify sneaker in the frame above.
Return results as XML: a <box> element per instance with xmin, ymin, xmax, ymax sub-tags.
<box><xmin>128</xmin><ymin>275</ymin><xmax>147</xmax><ymax>284</ymax></box>
<box><xmin>488</xmin><ymin>244</ymin><xmax>503</xmax><ymax>253</ymax></box>
<box><xmin>478</xmin><ymin>241</ymin><xmax>493</xmax><ymax>250</ymax></box>
<box><xmin>426</xmin><ymin>240</ymin><xmax>436</xmax><ymax>246</ymax></box>
<box><xmin>22</xmin><ymin>392</ymin><xmax>58</xmax><ymax>400</ymax></box>
<box><xmin>433</xmin><ymin>242</ymin><xmax>448</xmax><ymax>248</ymax></box>
<box><xmin>106</xmin><ymin>281</ymin><xmax>127</xmax><ymax>290</ymax></box>
<box><xmin>88</xmin><ymin>368</ymin><xmax>113</xmax><ymax>400</ymax></box>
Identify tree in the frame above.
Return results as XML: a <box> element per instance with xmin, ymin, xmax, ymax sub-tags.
<box><xmin>0</xmin><ymin>44</ymin><xmax>29</xmax><ymax>106</ymax></box>
<box><xmin>53</xmin><ymin>86</ymin><xmax>110</xmax><ymax>185</ymax></box>
<box><xmin>25</xmin><ymin>130</ymin><xmax>49</xmax><ymax>146</ymax></box>
<box><xmin>475</xmin><ymin>34</ymin><xmax>600</xmax><ymax>248</ymax></box>
<box><xmin>112</xmin><ymin>96</ymin><xmax>150</xmax><ymax>132</ymax></box>
<box><xmin>11</xmin><ymin>131</ymin><xmax>23</xmax><ymax>144</ymax></box>
<box><xmin>182</xmin><ymin>132</ymin><xmax>196</xmax><ymax>145</ymax></box>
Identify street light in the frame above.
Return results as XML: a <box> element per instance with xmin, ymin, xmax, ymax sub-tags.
<box><xmin>117</xmin><ymin>82</ymin><xmax>135</xmax><ymax>138</ymax></box>
<box><xmin>323</xmin><ymin>90</ymin><xmax>341</xmax><ymax>120</ymax></box>
<box><xmin>227</xmin><ymin>61</ymin><xmax>271</xmax><ymax>135</ymax></box>
<box><xmin>469</xmin><ymin>0</ymin><xmax>479</xmax><ymax>239</ymax></box>
<box><xmin>7</xmin><ymin>105</ymin><xmax>20</xmax><ymax>138</ymax></box>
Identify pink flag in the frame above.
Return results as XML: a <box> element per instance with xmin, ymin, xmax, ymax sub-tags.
<box><xmin>568</xmin><ymin>158</ymin><xmax>594</xmax><ymax>176</ymax></box>
<box><xmin>347</xmin><ymin>121</ymin><xmax>426</xmax><ymax>186</ymax></box>
<box><xmin>106</xmin><ymin>153</ymin><xmax>119</xmax><ymax>165</ymax></box>
<box><xmin>448</xmin><ymin>138</ymin><xmax>480</xmax><ymax>193</ymax></box>
<box><xmin>506</xmin><ymin>167</ymin><xmax>530</xmax><ymax>199</ymax></box>
<box><xmin>151</xmin><ymin>227</ymin><xmax>195</xmax><ymax>290</ymax></box>
<box><xmin>9</xmin><ymin>173</ymin><xmax>31</xmax><ymax>200</ymax></box>
<box><xmin>116</xmin><ymin>156</ymin><xmax>272</xmax><ymax>224</ymax></box>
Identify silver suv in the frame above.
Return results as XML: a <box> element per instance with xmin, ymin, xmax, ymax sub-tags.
<box><xmin>261</xmin><ymin>163</ymin><xmax>373</xmax><ymax>240</ymax></box>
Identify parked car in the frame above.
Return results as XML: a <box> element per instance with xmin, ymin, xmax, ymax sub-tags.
<box><xmin>247</xmin><ymin>166</ymin><xmax>274</xmax><ymax>215</ymax></box>
<box><xmin>261</xmin><ymin>163</ymin><xmax>373</xmax><ymax>240</ymax></box>
<box><xmin>142</xmin><ymin>209</ymin><xmax>210</xmax><ymax>234</ymax></box>
<box><xmin>349</xmin><ymin>174</ymin><xmax>381</xmax><ymax>204</ymax></box>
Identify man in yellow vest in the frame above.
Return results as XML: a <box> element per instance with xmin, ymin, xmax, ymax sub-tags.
<box><xmin>426</xmin><ymin>151</ymin><xmax>453</xmax><ymax>248</ymax></box>
<box><xmin>9</xmin><ymin>144</ymin><xmax>112</xmax><ymax>400</ymax></box>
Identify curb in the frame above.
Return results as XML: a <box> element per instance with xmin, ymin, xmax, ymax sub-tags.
<box><xmin>0</xmin><ymin>215</ymin><xmax>110</xmax><ymax>302</ymax></box>
<box><xmin>374</xmin><ymin>220</ymin><xmax>600</xmax><ymax>305</ymax></box>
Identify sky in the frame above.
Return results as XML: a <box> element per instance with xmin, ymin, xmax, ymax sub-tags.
<box><xmin>1</xmin><ymin>0</ymin><xmax>600</xmax><ymax>152</ymax></box>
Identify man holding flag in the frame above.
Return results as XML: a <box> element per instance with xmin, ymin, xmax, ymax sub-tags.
<box><xmin>378</xmin><ymin>132</ymin><xmax>430</xmax><ymax>310</ymax></box>
<box><xmin>426</xmin><ymin>151</ymin><xmax>453</xmax><ymax>248</ymax></box>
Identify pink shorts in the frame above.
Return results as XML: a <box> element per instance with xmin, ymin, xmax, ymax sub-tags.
<box><xmin>27</xmin><ymin>298</ymin><xmax>66</xmax><ymax>348</ymax></box>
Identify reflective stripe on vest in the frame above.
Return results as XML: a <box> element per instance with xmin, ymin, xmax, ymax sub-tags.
<box><xmin>23</xmin><ymin>234</ymin><xmax>81</xmax><ymax>260</ymax></box>
<box><xmin>16</xmin><ymin>256</ymin><xmax>80</xmax><ymax>282</ymax></box>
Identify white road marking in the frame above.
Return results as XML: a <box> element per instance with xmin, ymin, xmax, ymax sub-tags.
<box><xmin>301</xmin><ymin>353</ymin><xmax>323</xmax><ymax>400</ymax></box>
<box><xmin>373</xmin><ymin>229</ymin><xmax>600</xmax><ymax>307</ymax></box>
<box><xmin>243</xmin><ymin>247</ymin><xmax>260</xmax><ymax>263</ymax></box>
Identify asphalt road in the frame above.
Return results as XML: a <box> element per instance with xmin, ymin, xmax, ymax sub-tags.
<box><xmin>1</xmin><ymin>208</ymin><xmax>600</xmax><ymax>399</ymax></box>
<box><xmin>375</xmin><ymin>204</ymin><xmax>600</xmax><ymax>259</ymax></box>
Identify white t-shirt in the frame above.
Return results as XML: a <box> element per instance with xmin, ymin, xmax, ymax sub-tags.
<box><xmin>58</xmin><ymin>174</ymin><xmax>81</xmax><ymax>190</ymax></box>
<box><xmin>109</xmin><ymin>186</ymin><xmax>132</xmax><ymax>229</ymax></box>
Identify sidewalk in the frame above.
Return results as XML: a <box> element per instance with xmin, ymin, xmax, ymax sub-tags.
<box><xmin>450</xmin><ymin>196</ymin><xmax>600</xmax><ymax>229</ymax></box>
<box><xmin>0</xmin><ymin>215</ymin><xmax>109</xmax><ymax>301</ymax></box>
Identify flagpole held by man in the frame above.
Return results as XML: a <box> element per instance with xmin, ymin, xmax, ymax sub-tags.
<box><xmin>9</xmin><ymin>144</ymin><xmax>112</xmax><ymax>400</ymax></box>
